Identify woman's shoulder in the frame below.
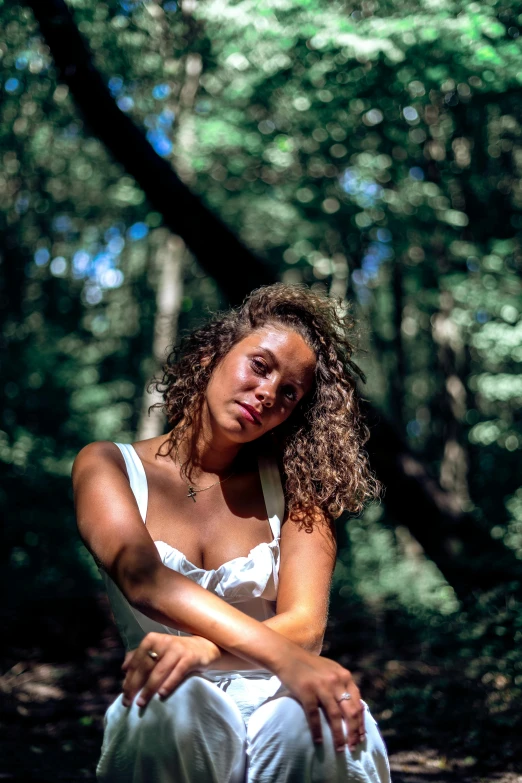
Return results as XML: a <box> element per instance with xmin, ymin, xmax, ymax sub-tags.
<box><xmin>72</xmin><ymin>440</ymin><xmax>126</xmax><ymax>477</ymax></box>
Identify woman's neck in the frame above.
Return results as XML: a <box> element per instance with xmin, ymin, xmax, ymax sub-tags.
<box><xmin>182</xmin><ymin>435</ymin><xmax>241</xmax><ymax>477</ymax></box>
<box><xmin>167</xmin><ymin>407</ymin><xmax>244</xmax><ymax>479</ymax></box>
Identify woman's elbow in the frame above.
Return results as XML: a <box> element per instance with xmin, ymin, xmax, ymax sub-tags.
<box><xmin>294</xmin><ymin>623</ymin><xmax>325</xmax><ymax>654</ymax></box>
<box><xmin>115</xmin><ymin>552</ymin><xmax>165</xmax><ymax>608</ymax></box>
<box><xmin>307</xmin><ymin>632</ymin><xmax>325</xmax><ymax>655</ymax></box>
<box><xmin>269</xmin><ymin>612</ymin><xmax>326</xmax><ymax>654</ymax></box>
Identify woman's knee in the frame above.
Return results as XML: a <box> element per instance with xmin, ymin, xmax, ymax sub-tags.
<box><xmin>246</xmin><ymin>697</ymin><xmax>327</xmax><ymax>782</ymax></box>
<box><xmin>166</xmin><ymin>674</ymin><xmax>245</xmax><ymax>738</ymax></box>
<box><xmin>107</xmin><ymin>674</ymin><xmax>245</xmax><ymax>747</ymax></box>
<box><xmin>143</xmin><ymin>674</ymin><xmax>245</xmax><ymax>740</ymax></box>
<box><xmin>247</xmin><ymin>695</ymin><xmax>319</xmax><ymax>751</ymax></box>
<box><xmin>99</xmin><ymin>676</ymin><xmax>247</xmax><ymax>782</ymax></box>
<box><xmin>247</xmin><ymin>697</ymin><xmax>389</xmax><ymax>783</ymax></box>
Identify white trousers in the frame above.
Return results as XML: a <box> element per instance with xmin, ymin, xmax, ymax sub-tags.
<box><xmin>97</xmin><ymin>673</ymin><xmax>391</xmax><ymax>783</ymax></box>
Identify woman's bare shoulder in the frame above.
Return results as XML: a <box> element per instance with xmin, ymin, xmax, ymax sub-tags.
<box><xmin>73</xmin><ymin>440</ymin><xmax>124</xmax><ymax>467</ymax></box>
<box><xmin>72</xmin><ymin>440</ymin><xmax>161</xmax><ymax>585</ymax></box>
<box><xmin>71</xmin><ymin>441</ymin><xmax>129</xmax><ymax>489</ymax></box>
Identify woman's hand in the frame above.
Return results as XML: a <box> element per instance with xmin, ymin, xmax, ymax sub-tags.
<box><xmin>275</xmin><ymin>647</ymin><xmax>366</xmax><ymax>753</ymax></box>
<box><xmin>121</xmin><ymin>632</ymin><xmax>221</xmax><ymax>709</ymax></box>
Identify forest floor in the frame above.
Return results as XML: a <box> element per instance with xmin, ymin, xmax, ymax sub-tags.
<box><xmin>1</xmin><ymin>595</ymin><xmax>520</xmax><ymax>783</ymax></box>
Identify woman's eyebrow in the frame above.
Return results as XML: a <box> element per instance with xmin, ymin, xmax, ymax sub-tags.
<box><xmin>255</xmin><ymin>345</ymin><xmax>278</xmax><ymax>365</ymax></box>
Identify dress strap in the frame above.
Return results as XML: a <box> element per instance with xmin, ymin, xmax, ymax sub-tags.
<box><xmin>258</xmin><ymin>452</ymin><xmax>285</xmax><ymax>540</ymax></box>
<box><xmin>113</xmin><ymin>443</ymin><xmax>149</xmax><ymax>524</ymax></box>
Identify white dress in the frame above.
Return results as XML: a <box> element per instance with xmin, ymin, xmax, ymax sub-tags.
<box><xmin>96</xmin><ymin>442</ymin><xmax>391</xmax><ymax>783</ymax></box>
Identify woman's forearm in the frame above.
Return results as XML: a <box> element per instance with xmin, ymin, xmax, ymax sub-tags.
<box><xmin>203</xmin><ymin>610</ymin><xmax>325</xmax><ymax>670</ymax></box>
<box><xmin>128</xmin><ymin>562</ymin><xmax>296</xmax><ymax>674</ymax></box>
<box><xmin>199</xmin><ymin>644</ymin><xmax>262</xmax><ymax>671</ymax></box>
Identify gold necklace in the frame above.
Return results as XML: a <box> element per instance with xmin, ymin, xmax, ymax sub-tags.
<box><xmin>175</xmin><ymin>444</ymin><xmax>235</xmax><ymax>502</ymax></box>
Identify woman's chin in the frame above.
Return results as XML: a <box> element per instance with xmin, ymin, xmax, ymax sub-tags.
<box><xmin>223</xmin><ymin>419</ymin><xmax>266</xmax><ymax>444</ymax></box>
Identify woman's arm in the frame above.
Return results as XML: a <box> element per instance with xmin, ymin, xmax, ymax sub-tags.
<box><xmin>265</xmin><ymin>510</ymin><xmax>336</xmax><ymax>651</ymax></box>
<box><xmin>73</xmin><ymin>441</ymin><xmax>365</xmax><ymax>751</ymax></box>
<box><xmin>207</xmin><ymin>506</ymin><xmax>337</xmax><ymax>669</ymax></box>
<box><xmin>74</xmin><ymin>442</ymin><xmax>333</xmax><ymax>664</ymax></box>
<box><xmin>73</xmin><ymin>441</ymin><xmax>295</xmax><ymax>671</ymax></box>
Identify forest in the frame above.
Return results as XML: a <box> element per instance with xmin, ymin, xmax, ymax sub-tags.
<box><xmin>1</xmin><ymin>0</ymin><xmax>521</xmax><ymax>779</ymax></box>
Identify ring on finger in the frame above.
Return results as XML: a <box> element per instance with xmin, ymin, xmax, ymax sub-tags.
<box><xmin>147</xmin><ymin>650</ymin><xmax>159</xmax><ymax>661</ymax></box>
<box><xmin>336</xmin><ymin>691</ymin><xmax>351</xmax><ymax>702</ymax></box>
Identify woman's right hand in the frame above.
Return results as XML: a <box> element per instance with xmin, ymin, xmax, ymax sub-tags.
<box><xmin>274</xmin><ymin>647</ymin><xmax>366</xmax><ymax>753</ymax></box>
<box><xmin>121</xmin><ymin>632</ymin><xmax>222</xmax><ymax>709</ymax></box>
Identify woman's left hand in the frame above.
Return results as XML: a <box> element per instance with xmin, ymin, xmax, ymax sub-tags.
<box><xmin>121</xmin><ymin>632</ymin><xmax>221</xmax><ymax>708</ymax></box>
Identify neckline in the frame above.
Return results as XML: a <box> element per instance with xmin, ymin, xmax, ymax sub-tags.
<box><xmin>126</xmin><ymin>443</ymin><xmax>280</xmax><ymax>566</ymax></box>
<box><xmin>154</xmin><ymin>537</ymin><xmax>279</xmax><ymax>575</ymax></box>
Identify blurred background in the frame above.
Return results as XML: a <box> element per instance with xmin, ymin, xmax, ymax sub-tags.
<box><xmin>1</xmin><ymin>0</ymin><xmax>522</xmax><ymax>780</ymax></box>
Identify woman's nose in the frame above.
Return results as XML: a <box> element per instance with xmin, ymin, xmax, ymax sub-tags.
<box><xmin>256</xmin><ymin>386</ymin><xmax>274</xmax><ymax>407</ymax></box>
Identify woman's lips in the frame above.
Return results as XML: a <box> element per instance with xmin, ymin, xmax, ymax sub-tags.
<box><xmin>237</xmin><ymin>402</ymin><xmax>262</xmax><ymax>425</ymax></box>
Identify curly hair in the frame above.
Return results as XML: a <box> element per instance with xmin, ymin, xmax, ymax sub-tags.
<box><xmin>148</xmin><ymin>283</ymin><xmax>383</xmax><ymax>525</ymax></box>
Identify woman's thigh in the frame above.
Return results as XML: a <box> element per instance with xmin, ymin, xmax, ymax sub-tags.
<box><xmin>97</xmin><ymin>673</ymin><xmax>247</xmax><ymax>783</ymax></box>
<box><xmin>246</xmin><ymin>695</ymin><xmax>391</xmax><ymax>783</ymax></box>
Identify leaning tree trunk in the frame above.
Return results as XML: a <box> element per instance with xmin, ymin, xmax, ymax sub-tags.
<box><xmin>360</xmin><ymin>398</ymin><xmax>520</xmax><ymax>597</ymax></box>
<box><xmin>29</xmin><ymin>0</ymin><xmax>522</xmax><ymax>599</ymax></box>
<box><xmin>29</xmin><ymin>0</ymin><xmax>274</xmax><ymax>305</ymax></box>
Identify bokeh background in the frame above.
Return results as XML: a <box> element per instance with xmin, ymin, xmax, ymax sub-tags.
<box><xmin>2</xmin><ymin>0</ymin><xmax>522</xmax><ymax>780</ymax></box>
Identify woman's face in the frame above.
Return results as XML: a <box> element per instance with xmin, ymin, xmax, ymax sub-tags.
<box><xmin>203</xmin><ymin>325</ymin><xmax>316</xmax><ymax>444</ymax></box>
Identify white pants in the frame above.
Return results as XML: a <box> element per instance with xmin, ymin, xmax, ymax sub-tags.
<box><xmin>97</xmin><ymin>673</ymin><xmax>391</xmax><ymax>783</ymax></box>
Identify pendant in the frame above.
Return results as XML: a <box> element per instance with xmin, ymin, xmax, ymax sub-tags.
<box><xmin>187</xmin><ymin>487</ymin><xmax>197</xmax><ymax>502</ymax></box>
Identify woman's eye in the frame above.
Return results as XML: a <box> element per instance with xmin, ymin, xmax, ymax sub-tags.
<box><xmin>284</xmin><ymin>387</ymin><xmax>297</xmax><ymax>402</ymax></box>
<box><xmin>251</xmin><ymin>359</ymin><xmax>267</xmax><ymax>375</ymax></box>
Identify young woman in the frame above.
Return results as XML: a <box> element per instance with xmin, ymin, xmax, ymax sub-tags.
<box><xmin>72</xmin><ymin>283</ymin><xmax>391</xmax><ymax>782</ymax></box>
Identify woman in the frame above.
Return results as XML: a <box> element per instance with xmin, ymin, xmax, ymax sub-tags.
<box><xmin>72</xmin><ymin>283</ymin><xmax>391</xmax><ymax>783</ymax></box>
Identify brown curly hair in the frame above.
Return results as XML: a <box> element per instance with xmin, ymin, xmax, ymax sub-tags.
<box><xmin>148</xmin><ymin>283</ymin><xmax>383</xmax><ymax>524</ymax></box>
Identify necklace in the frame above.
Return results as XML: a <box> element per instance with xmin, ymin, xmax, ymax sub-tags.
<box><xmin>175</xmin><ymin>444</ymin><xmax>235</xmax><ymax>502</ymax></box>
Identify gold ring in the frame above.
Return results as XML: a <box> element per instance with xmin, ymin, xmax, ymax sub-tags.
<box><xmin>147</xmin><ymin>650</ymin><xmax>159</xmax><ymax>661</ymax></box>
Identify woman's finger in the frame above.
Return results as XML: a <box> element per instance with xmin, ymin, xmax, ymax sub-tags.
<box><xmin>320</xmin><ymin>694</ymin><xmax>347</xmax><ymax>752</ymax></box>
<box><xmin>136</xmin><ymin>651</ymin><xmax>185</xmax><ymax>707</ymax></box>
<box><xmin>122</xmin><ymin>651</ymin><xmax>156</xmax><ymax>706</ymax></box>
<box><xmin>301</xmin><ymin>696</ymin><xmax>324</xmax><ymax>746</ymax></box>
<box><xmin>339</xmin><ymin>694</ymin><xmax>365</xmax><ymax>751</ymax></box>
<box><xmin>121</xmin><ymin>649</ymin><xmax>136</xmax><ymax>672</ymax></box>
<box><xmin>155</xmin><ymin>659</ymin><xmax>196</xmax><ymax>700</ymax></box>
<box><xmin>356</xmin><ymin>702</ymin><xmax>367</xmax><ymax>744</ymax></box>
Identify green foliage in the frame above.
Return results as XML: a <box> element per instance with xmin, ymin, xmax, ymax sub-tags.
<box><xmin>386</xmin><ymin>584</ymin><xmax>522</xmax><ymax>756</ymax></box>
<box><xmin>334</xmin><ymin>504</ymin><xmax>460</xmax><ymax>617</ymax></box>
<box><xmin>330</xmin><ymin>515</ymin><xmax>522</xmax><ymax>755</ymax></box>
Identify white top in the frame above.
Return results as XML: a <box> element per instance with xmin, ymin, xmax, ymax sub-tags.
<box><xmin>99</xmin><ymin>442</ymin><xmax>285</xmax><ymax>669</ymax></box>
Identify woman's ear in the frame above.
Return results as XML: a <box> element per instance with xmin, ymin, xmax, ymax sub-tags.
<box><xmin>200</xmin><ymin>356</ymin><xmax>212</xmax><ymax>368</ymax></box>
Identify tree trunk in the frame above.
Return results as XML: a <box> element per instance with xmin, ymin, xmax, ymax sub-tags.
<box><xmin>432</xmin><ymin>289</ymin><xmax>473</xmax><ymax>512</ymax></box>
<box><xmin>391</xmin><ymin>253</ymin><xmax>405</xmax><ymax>431</ymax></box>
<box><xmin>137</xmin><ymin>232</ymin><xmax>185</xmax><ymax>440</ymax></box>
